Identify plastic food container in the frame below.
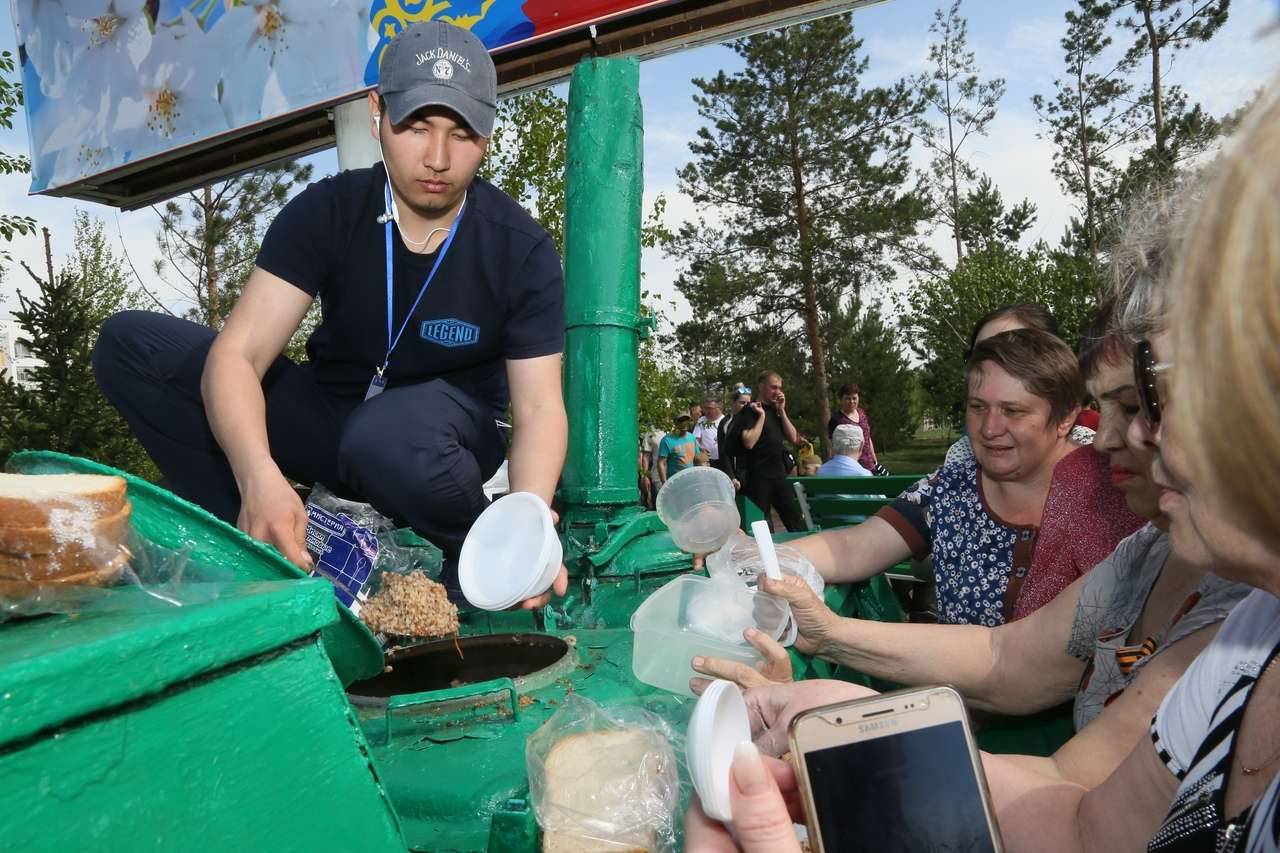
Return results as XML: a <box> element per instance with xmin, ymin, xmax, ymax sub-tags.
<box><xmin>656</xmin><ymin>467</ymin><xmax>740</xmax><ymax>554</ymax></box>
<box><xmin>458</xmin><ymin>492</ymin><xmax>562</xmax><ymax>610</ymax></box>
<box><xmin>630</xmin><ymin>575</ymin><xmax>790</xmax><ymax>696</ymax></box>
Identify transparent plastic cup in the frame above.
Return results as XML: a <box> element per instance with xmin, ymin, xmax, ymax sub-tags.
<box><xmin>458</xmin><ymin>492</ymin><xmax>560</xmax><ymax>610</ymax></box>
<box><xmin>656</xmin><ymin>467</ymin><xmax>740</xmax><ymax>554</ymax></box>
<box><xmin>630</xmin><ymin>575</ymin><xmax>790</xmax><ymax>696</ymax></box>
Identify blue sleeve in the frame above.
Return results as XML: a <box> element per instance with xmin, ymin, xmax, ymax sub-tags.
<box><xmin>255</xmin><ymin>178</ymin><xmax>338</xmax><ymax>298</ymax></box>
<box><xmin>874</xmin><ymin>472</ymin><xmax>939</xmax><ymax>560</ymax></box>
<box><xmin>503</xmin><ymin>235</ymin><xmax>564</xmax><ymax>360</ymax></box>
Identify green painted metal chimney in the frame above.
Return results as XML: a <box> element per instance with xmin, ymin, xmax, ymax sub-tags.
<box><xmin>558</xmin><ymin>58</ymin><xmax>647</xmax><ymax>545</ymax></box>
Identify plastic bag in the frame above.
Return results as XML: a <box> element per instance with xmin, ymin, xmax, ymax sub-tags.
<box><xmin>527</xmin><ymin>694</ymin><xmax>682</xmax><ymax>853</ymax></box>
<box><xmin>705</xmin><ymin>531</ymin><xmax>825</xmax><ymax>597</ymax></box>
<box><xmin>304</xmin><ymin>484</ymin><xmax>451</xmax><ymax>643</ymax></box>
<box><xmin>303</xmin><ymin>484</ymin><xmax>443</xmax><ymax>608</ymax></box>
<box><xmin>1</xmin><ymin>526</ymin><xmax>237</xmax><ymax>622</ymax></box>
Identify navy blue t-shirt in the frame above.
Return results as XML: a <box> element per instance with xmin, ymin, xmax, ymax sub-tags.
<box><xmin>256</xmin><ymin>165</ymin><xmax>564</xmax><ymax>416</ymax></box>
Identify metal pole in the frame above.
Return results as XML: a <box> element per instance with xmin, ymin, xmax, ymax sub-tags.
<box><xmin>334</xmin><ymin>98</ymin><xmax>380</xmax><ymax>171</ymax></box>
<box><xmin>559</xmin><ymin>58</ymin><xmax>643</xmax><ymax>509</ymax></box>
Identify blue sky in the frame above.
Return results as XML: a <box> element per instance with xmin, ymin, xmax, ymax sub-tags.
<box><xmin>1</xmin><ymin>0</ymin><xmax>1277</xmax><ymax>323</ymax></box>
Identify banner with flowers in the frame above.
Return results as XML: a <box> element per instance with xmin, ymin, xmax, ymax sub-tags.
<box><xmin>12</xmin><ymin>0</ymin><xmax>635</xmax><ymax>193</ymax></box>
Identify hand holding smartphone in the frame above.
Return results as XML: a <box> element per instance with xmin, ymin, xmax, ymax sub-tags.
<box><xmin>788</xmin><ymin>686</ymin><xmax>1003</xmax><ymax>853</ymax></box>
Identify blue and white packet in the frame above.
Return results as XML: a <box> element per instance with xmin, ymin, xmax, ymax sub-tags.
<box><xmin>304</xmin><ymin>484</ymin><xmax>388</xmax><ymax>615</ymax></box>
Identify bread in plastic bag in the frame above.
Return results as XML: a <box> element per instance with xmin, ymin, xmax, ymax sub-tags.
<box><xmin>527</xmin><ymin>694</ymin><xmax>682</xmax><ymax>852</ymax></box>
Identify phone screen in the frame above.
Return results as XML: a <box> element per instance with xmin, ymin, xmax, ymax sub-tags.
<box><xmin>803</xmin><ymin>720</ymin><xmax>997</xmax><ymax>853</ymax></box>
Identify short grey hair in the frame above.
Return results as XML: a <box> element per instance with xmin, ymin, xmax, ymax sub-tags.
<box><xmin>1109</xmin><ymin>175</ymin><xmax>1203</xmax><ymax>342</ymax></box>
<box><xmin>832</xmin><ymin>424</ymin><xmax>864</xmax><ymax>456</ymax></box>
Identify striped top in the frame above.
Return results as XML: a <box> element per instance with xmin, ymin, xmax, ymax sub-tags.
<box><xmin>1148</xmin><ymin>590</ymin><xmax>1280</xmax><ymax>852</ymax></box>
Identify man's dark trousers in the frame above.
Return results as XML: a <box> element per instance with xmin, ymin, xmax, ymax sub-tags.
<box><xmin>741</xmin><ymin>475</ymin><xmax>805</xmax><ymax>533</ymax></box>
<box><xmin>92</xmin><ymin>311</ymin><xmax>505</xmax><ymax>560</ymax></box>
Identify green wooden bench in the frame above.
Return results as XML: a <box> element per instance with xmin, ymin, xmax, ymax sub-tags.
<box><xmin>786</xmin><ymin>473</ymin><xmax>934</xmax><ymax>593</ymax></box>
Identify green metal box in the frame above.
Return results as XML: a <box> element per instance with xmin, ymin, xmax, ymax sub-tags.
<box><xmin>0</xmin><ymin>580</ymin><xmax>407</xmax><ymax>852</ymax></box>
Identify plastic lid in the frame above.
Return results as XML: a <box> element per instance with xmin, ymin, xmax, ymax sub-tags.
<box><xmin>686</xmin><ymin>679</ymin><xmax>751</xmax><ymax>823</ymax></box>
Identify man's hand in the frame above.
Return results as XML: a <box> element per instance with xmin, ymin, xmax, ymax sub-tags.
<box><xmin>758</xmin><ymin>574</ymin><xmax>838</xmax><ymax>657</ymax></box>
<box><xmin>750</xmin><ymin>402</ymin><xmax>765</xmax><ymax>417</ymax></box>
<box><xmin>238</xmin><ymin>468</ymin><xmax>313</xmax><ymax>570</ymax></box>
<box><xmin>692</xmin><ymin>627</ymin><xmax>795</xmax><ymax>689</ymax></box>
<box><xmin>775</xmin><ymin>392</ymin><xmax>786</xmax><ymax>413</ymax></box>
<box><xmin>518</xmin><ymin>508</ymin><xmax>569</xmax><ymax>610</ymax></box>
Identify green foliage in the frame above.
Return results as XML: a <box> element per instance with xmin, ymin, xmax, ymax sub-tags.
<box><xmin>478</xmin><ymin>89</ymin><xmax>567</xmax><ymax>254</ymax></box>
<box><xmin>669</xmin><ymin>14</ymin><xmax>931</xmax><ymax>452</ymax></box>
<box><xmin>0</xmin><ymin>50</ymin><xmax>37</xmax><ymax>263</ymax></box>
<box><xmin>153</xmin><ymin>160</ymin><xmax>313</xmax><ymax>328</ymax></box>
<box><xmin>0</xmin><ymin>229</ymin><xmax>155</xmax><ymax>477</ymax></box>
<box><xmin>901</xmin><ymin>243</ymin><xmax>1100</xmax><ymax>429</ymax></box>
<box><xmin>954</xmin><ymin>176</ymin><xmax>1037</xmax><ymax>255</ymax></box>
<box><xmin>823</xmin><ymin>303</ymin><xmax>921</xmax><ymax>452</ymax></box>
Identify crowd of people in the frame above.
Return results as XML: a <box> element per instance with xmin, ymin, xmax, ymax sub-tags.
<box><xmin>639</xmin><ymin>371</ymin><xmax>876</xmax><ymax>531</ymax></box>
<box><xmin>685</xmin><ymin>80</ymin><xmax>1280</xmax><ymax>853</ymax></box>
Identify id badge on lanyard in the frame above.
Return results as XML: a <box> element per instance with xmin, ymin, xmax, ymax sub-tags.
<box><xmin>367</xmin><ymin>184</ymin><xmax>465</xmax><ymax>401</ymax></box>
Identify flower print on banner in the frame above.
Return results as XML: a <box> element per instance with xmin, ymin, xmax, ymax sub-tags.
<box><xmin>13</xmin><ymin>0</ymin><xmax>75</xmax><ymax>99</ymax></box>
<box><xmin>362</xmin><ymin>0</ymin><xmax>534</xmax><ymax>87</ymax></box>
<box><xmin>61</xmin><ymin>0</ymin><xmax>154</xmax><ymax>113</ymax></box>
<box><xmin>215</xmin><ymin>0</ymin><xmax>370</xmax><ymax>129</ymax></box>
<box><xmin>109</xmin><ymin>12</ymin><xmax>229</xmax><ymax>166</ymax></box>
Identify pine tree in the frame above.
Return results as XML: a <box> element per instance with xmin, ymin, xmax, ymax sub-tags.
<box><xmin>918</xmin><ymin>0</ymin><xmax>1007</xmax><ymax>261</ymax></box>
<box><xmin>152</xmin><ymin>161</ymin><xmax>313</xmax><ymax>328</ymax></box>
<box><xmin>1108</xmin><ymin>0</ymin><xmax>1229</xmax><ymax>198</ymax></box>
<box><xmin>954</xmin><ymin>176</ymin><xmax>1037</xmax><ymax>255</ymax></box>
<box><xmin>1032</xmin><ymin>0</ymin><xmax>1136</xmax><ymax>265</ymax></box>
<box><xmin>0</xmin><ymin>228</ymin><xmax>155</xmax><ymax>475</ymax></box>
<box><xmin>669</xmin><ymin>15</ymin><xmax>930</xmax><ymax>454</ymax></box>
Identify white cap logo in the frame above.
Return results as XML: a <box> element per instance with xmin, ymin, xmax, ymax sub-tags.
<box><xmin>432</xmin><ymin>59</ymin><xmax>454</xmax><ymax>80</ymax></box>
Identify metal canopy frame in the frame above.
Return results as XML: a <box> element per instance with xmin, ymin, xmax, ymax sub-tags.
<box><xmin>45</xmin><ymin>0</ymin><xmax>883</xmax><ymax>210</ymax></box>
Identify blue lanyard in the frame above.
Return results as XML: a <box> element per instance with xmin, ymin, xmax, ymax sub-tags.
<box><xmin>380</xmin><ymin>182</ymin><xmax>466</xmax><ymax>376</ymax></box>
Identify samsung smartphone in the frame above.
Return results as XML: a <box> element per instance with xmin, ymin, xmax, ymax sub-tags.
<box><xmin>788</xmin><ymin>685</ymin><xmax>1003</xmax><ymax>853</ymax></box>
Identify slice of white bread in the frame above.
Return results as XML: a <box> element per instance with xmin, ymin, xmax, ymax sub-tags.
<box><xmin>0</xmin><ymin>550</ymin><xmax>128</xmax><ymax>595</ymax></box>
<box><xmin>0</xmin><ymin>546</ymin><xmax>130</xmax><ymax>581</ymax></box>
<box><xmin>541</xmin><ymin>729</ymin><xmax>670</xmax><ymax>853</ymax></box>
<box><xmin>0</xmin><ymin>504</ymin><xmax>133</xmax><ymax>557</ymax></box>
<box><xmin>0</xmin><ymin>473</ymin><xmax>128</xmax><ymax>528</ymax></box>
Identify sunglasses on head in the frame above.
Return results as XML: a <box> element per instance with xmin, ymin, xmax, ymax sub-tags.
<box><xmin>1134</xmin><ymin>339</ymin><xmax>1174</xmax><ymax>428</ymax></box>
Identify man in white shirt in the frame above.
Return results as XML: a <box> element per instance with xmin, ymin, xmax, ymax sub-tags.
<box><xmin>692</xmin><ymin>396</ymin><xmax>725</xmax><ymax>472</ymax></box>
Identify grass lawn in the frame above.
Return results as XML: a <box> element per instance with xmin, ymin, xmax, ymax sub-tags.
<box><xmin>875</xmin><ymin>427</ymin><xmax>955</xmax><ymax>475</ymax></box>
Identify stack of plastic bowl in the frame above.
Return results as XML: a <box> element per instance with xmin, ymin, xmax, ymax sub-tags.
<box><xmin>458</xmin><ymin>492</ymin><xmax>562</xmax><ymax>610</ymax></box>
<box><xmin>656</xmin><ymin>467</ymin><xmax>740</xmax><ymax>555</ymax></box>
<box><xmin>630</xmin><ymin>574</ymin><xmax>790</xmax><ymax>696</ymax></box>
<box><xmin>687</xmin><ymin>679</ymin><xmax>752</xmax><ymax>823</ymax></box>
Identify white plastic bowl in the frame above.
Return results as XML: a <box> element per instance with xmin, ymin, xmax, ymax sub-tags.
<box><xmin>687</xmin><ymin>679</ymin><xmax>751</xmax><ymax>823</ymax></box>
<box><xmin>458</xmin><ymin>492</ymin><xmax>560</xmax><ymax>610</ymax></box>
